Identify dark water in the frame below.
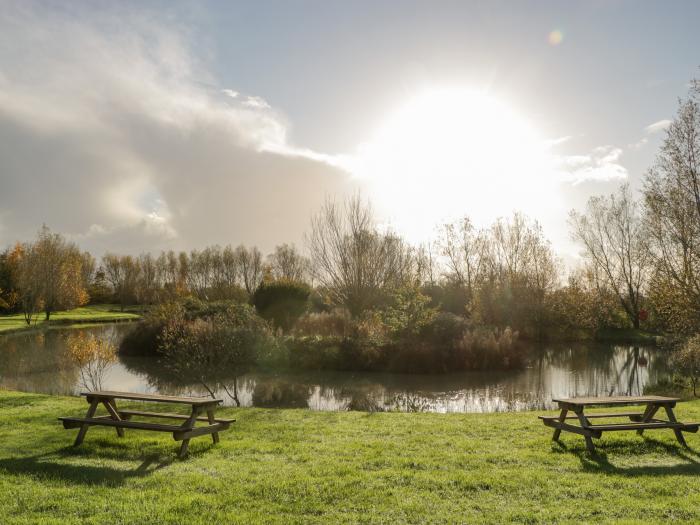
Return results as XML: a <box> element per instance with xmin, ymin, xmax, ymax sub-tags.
<box><xmin>0</xmin><ymin>323</ymin><xmax>671</xmax><ymax>413</ymax></box>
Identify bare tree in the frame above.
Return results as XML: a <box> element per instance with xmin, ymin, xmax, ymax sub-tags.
<box><xmin>235</xmin><ymin>245</ymin><xmax>263</xmax><ymax>294</ymax></box>
<box><xmin>438</xmin><ymin>217</ymin><xmax>487</xmax><ymax>310</ymax></box>
<box><xmin>570</xmin><ymin>185</ymin><xmax>650</xmax><ymax>328</ymax></box>
<box><xmin>307</xmin><ymin>194</ymin><xmax>414</xmax><ymax>316</ymax></box>
<box><xmin>267</xmin><ymin>244</ymin><xmax>310</xmax><ymax>282</ymax></box>
<box><xmin>102</xmin><ymin>254</ymin><xmax>141</xmax><ymax>311</ymax></box>
<box><xmin>644</xmin><ymin>85</ymin><xmax>700</xmax><ymax>318</ymax></box>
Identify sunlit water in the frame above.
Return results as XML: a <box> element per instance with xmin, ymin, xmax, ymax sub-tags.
<box><xmin>0</xmin><ymin>323</ymin><xmax>670</xmax><ymax>413</ymax></box>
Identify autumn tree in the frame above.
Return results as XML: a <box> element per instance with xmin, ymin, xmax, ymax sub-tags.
<box><xmin>17</xmin><ymin>226</ymin><xmax>89</xmax><ymax>321</ymax></box>
<box><xmin>570</xmin><ymin>185</ymin><xmax>650</xmax><ymax>328</ymax></box>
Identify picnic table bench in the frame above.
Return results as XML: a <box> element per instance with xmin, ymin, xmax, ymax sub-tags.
<box><xmin>539</xmin><ymin>395</ymin><xmax>699</xmax><ymax>453</ymax></box>
<box><xmin>59</xmin><ymin>391</ymin><xmax>234</xmax><ymax>457</ymax></box>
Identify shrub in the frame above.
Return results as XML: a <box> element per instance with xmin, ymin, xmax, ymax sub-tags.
<box><xmin>158</xmin><ymin>303</ymin><xmax>279</xmax><ymax>402</ymax></box>
<box><xmin>252</xmin><ymin>279</ymin><xmax>310</xmax><ymax>332</ymax></box>
<box><xmin>457</xmin><ymin>326</ymin><xmax>522</xmax><ymax>370</ymax></box>
<box><xmin>286</xmin><ymin>336</ymin><xmax>342</xmax><ymax>369</ymax></box>
<box><xmin>672</xmin><ymin>335</ymin><xmax>700</xmax><ymax>397</ymax></box>
<box><xmin>119</xmin><ymin>299</ymin><xmax>255</xmax><ymax>356</ymax></box>
<box><xmin>293</xmin><ymin>309</ymin><xmax>352</xmax><ymax>337</ymax></box>
<box><xmin>65</xmin><ymin>331</ymin><xmax>117</xmax><ymax>390</ymax></box>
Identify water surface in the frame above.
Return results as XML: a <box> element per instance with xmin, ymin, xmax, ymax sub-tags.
<box><xmin>0</xmin><ymin>324</ymin><xmax>669</xmax><ymax>412</ymax></box>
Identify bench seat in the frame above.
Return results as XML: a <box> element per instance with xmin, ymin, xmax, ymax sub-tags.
<box><xmin>59</xmin><ymin>416</ymin><xmax>183</xmax><ymax>432</ymax></box>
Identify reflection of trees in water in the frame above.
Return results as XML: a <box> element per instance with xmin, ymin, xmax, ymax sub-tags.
<box><xmin>251</xmin><ymin>380</ymin><xmax>311</xmax><ymax>408</ymax></box>
<box><xmin>528</xmin><ymin>342</ymin><xmax>665</xmax><ymax>399</ymax></box>
<box><xmin>0</xmin><ymin>331</ymin><xmax>78</xmax><ymax>394</ymax></box>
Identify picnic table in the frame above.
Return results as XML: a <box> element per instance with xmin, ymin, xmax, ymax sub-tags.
<box><xmin>59</xmin><ymin>391</ymin><xmax>234</xmax><ymax>457</ymax></box>
<box><xmin>539</xmin><ymin>395</ymin><xmax>699</xmax><ymax>453</ymax></box>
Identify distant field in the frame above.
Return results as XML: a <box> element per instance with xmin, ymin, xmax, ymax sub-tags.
<box><xmin>0</xmin><ymin>391</ymin><xmax>699</xmax><ymax>523</ymax></box>
<box><xmin>0</xmin><ymin>304</ymin><xmax>141</xmax><ymax>333</ymax></box>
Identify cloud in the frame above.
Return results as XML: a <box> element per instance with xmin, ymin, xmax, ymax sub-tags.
<box><xmin>558</xmin><ymin>146</ymin><xmax>628</xmax><ymax>185</ymax></box>
<box><xmin>0</xmin><ymin>3</ymin><xmax>353</xmax><ymax>255</ymax></box>
<box><xmin>644</xmin><ymin>119</ymin><xmax>671</xmax><ymax>134</ymax></box>
<box><xmin>243</xmin><ymin>96</ymin><xmax>271</xmax><ymax>109</ymax></box>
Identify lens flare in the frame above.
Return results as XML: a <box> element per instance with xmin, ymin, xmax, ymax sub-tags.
<box><xmin>548</xmin><ymin>30</ymin><xmax>563</xmax><ymax>46</ymax></box>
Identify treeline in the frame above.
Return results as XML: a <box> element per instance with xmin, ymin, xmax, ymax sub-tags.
<box><xmin>1</xmin><ymin>79</ymin><xmax>700</xmax><ymax>348</ymax></box>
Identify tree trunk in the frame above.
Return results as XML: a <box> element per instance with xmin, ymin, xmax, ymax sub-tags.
<box><xmin>45</xmin><ymin>309</ymin><xmax>51</xmax><ymax>321</ymax></box>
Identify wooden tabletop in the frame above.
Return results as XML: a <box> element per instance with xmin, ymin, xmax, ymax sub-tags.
<box><xmin>552</xmin><ymin>395</ymin><xmax>680</xmax><ymax>407</ymax></box>
<box><xmin>81</xmin><ymin>391</ymin><xmax>222</xmax><ymax>405</ymax></box>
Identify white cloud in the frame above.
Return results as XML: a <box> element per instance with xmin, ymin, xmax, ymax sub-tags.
<box><xmin>243</xmin><ymin>96</ymin><xmax>271</xmax><ymax>109</ymax></box>
<box><xmin>0</xmin><ymin>3</ymin><xmax>352</xmax><ymax>254</ymax></box>
<box><xmin>558</xmin><ymin>146</ymin><xmax>628</xmax><ymax>185</ymax></box>
<box><xmin>644</xmin><ymin>119</ymin><xmax>671</xmax><ymax>134</ymax></box>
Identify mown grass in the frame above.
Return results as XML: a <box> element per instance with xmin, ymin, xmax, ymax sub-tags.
<box><xmin>0</xmin><ymin>305</ymin><xmax>141</xmax><ymax>333</ymax></box>
<box><xmin>1</xmin><ymin>391</ymin><xmax>699</xmax><ymax>523</ymax></box>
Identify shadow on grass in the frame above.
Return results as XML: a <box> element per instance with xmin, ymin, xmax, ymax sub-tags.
<box><xmin>554</xmin><ymin>437</ymin><xmax>700</xmax><ymax>476</ymax></box>
<box><xmin>0</xmin><ymin>438</ymin><xmax>214</xmax><ymax>486</ymax></box>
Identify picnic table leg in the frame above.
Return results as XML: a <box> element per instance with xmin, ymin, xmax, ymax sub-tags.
<box><xmin>74</xmin><ymin>397</ymin><xmax>99</xmax><ymax>446</ymax></box>
<box><xmin>102</xmin><ymin>397</ymin><xmax>125</xmax><ymax>438</ymax></box>
<box><xmin>207</xmin><ymin>408</ymin><xmax>220</xmax><ymax>444</ymax></box>
<box><xmin>574</xmin><ymin>408</ymin><xmax>596</xmax><ymax>454</ymax></box>
<box><xmin>178</xmin><ymin>406</ymin><xmax>201</xmax><ymax>458</ymax></box>
<box><xmin>663</xmin><ymin>403</ymin><xmax>688</xmax><ymax>448</ymax></box>
<box><xmin>552</xmin><ymin>406</ymin><xmax>568</xmax><ymax>442</ymax></box>
<box><xmin>636</xmin><ymin>403</ymin><xmax>660</xmax><ymax>436</ymax></box>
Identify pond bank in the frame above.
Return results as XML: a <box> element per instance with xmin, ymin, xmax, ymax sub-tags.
<box><xmin>0</xmin><ymin>304</ymin><xmax>141</xmax><ymax>334</ymax></box>
<box><xmin>0</xmin><ymin>390</ymin><xmax>699</xmax><ymax>523</ymax></box>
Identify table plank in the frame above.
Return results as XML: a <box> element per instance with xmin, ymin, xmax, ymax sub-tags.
<box><xmin>552</xmin><ymin>396</ymin><xmax>680</xmax><ymax>407</ymax></box>
<box><xmin>81</xmin><ymin>391</ymin><xmax>222</xmax><ymax>405</ymax></box>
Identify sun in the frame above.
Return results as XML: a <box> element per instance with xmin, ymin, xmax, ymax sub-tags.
<box><xmin>352</xmin><ymin>87</ymin><xmax>557</xmax><ymax>242</ymax></box>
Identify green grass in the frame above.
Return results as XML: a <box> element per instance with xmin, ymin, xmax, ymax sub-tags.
<box><xmin>595</xmin><ymin>327</ymin><xmax>661</xmax><ymax>345</ymax></box>
<box><xmin>1</xmin><ymin>391</ymin><xmax>700</xmax><ymax>523</ymax></box>
<box><xmin>0</xmin><ymin>304</ymin><xmax>141</xmax><ymax>333</ymax></box>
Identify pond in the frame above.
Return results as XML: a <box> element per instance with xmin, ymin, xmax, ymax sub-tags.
<box><xmin>0</xmin><ymin>323</ymin><xmax>671</xmax><ymax>413</ymax></box>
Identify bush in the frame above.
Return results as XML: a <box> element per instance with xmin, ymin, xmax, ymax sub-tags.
<box><xmin>252</xmin><ymin>279</ymin><xmax>310</xmax><ymax>332</ymax></box>
<box><xmin>286</xmin><ymin>336</ymin><xmax>342</xmax><ymax>369</ymax></box>
<box><xmin>158</xmin><ymin>303</ymin><xmax>279</xmax><ymax>401</ymax></box>
<box><xmin>293</xmin><ymin>309</ymin><xmax>352</xmax><ymax>337</ymax></box>
<box><xmin>119</xmin><ymin>299</ymin><xmax>256</xmax><ymax>356</ymax></box>
<box><xmin>672</xmin><ymin>335</ymin><xmax>700</xmax><ymax>397</ymax></box>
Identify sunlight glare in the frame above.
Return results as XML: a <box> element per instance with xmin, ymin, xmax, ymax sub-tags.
<box><xmin>353</xmin><ymin>87</ymin><xmax>559</xmax><ymax>242</ymax></box>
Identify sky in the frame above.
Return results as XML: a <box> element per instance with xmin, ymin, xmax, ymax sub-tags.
<box><xmin>0</xmin><ymin>1</ymin><xmax>699</xmax><ymax>263</ymax></box>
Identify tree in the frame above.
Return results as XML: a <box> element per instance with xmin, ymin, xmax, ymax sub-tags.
<box><xmin>307</xmin><ymin>195</ymin><xmax>414</xmax><ymax>316</ymax></box>
<box><xmin>17</xmin><ymin>226</ymin><xmax>88</xmax><ymax>321</ymax></box>
<box><xmin>235</xmin><ymin>245</ymin><xmax>263</xmax><ymax>295</ymax></box>
<box><xmin>570</xmin><ymin>185</ymin><xmax>650</xmax><ymax>328</ymax></box>
<box><xmin>102</xmin><ymin>254</ymin><xmax>140</xmax><ymax>310</ymax></box>
<box><xmin>267</xmin><ymin>244</ymin><xmax>311</xmax><ymax>282</ymax></box>
<box><xmin>643</xmin><ymin>83</ymin><xmax>700</xmax><ymax>332</ymax></box>
<box><xmin>438</xmin><ymin>217</ymin><xmax>487</xmax><ymax>315</ymax></box>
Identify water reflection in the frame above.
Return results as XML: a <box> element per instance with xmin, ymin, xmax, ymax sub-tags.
<box><xmin>0</xmin><ymin>324</ymin><xmax>671</xmax><ymax>413</ymax></box>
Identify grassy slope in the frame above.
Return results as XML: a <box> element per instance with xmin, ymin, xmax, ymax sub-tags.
<box><xmin>0</xmin><ymin>305</ymin><xmax>140</xmax><ymax>333</ymax></box>
<box><xmin>1</xmin><ymin>392</ymin><xmax>700</xmax><ymax>524</ymax></box>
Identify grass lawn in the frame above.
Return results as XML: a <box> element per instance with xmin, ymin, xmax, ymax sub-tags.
<box><xmin>0</xmin><ymin>391</ymin><xmax>699</xmax><ymax>523</ymax></box>
<box><xmin>0</xmin><ymin>305</ymin><xmax>141</xmax><ymax>333</ymax></box>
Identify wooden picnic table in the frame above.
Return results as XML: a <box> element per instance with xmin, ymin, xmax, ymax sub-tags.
<box><xmin>539</xmin><ymin>395</ymin><xmax>699</xmax><ymax>453</ymax></box>
<box><xmin>59</xmin><ymin>391</ymin><xmax>234</xmax><ymax>458</ymax></box>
